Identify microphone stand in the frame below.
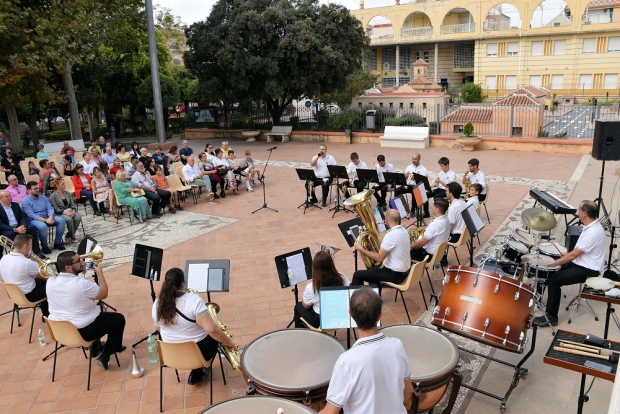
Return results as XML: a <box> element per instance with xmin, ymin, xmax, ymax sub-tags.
<box><xmin>132</xmin><ymin>280</ymin><xmax>161</xmax><ymax>348</ymax></box>
<box><xmin>252</xmin><ymin>147</ymin><xmax>278</xmax><ymax>214</ymax></box>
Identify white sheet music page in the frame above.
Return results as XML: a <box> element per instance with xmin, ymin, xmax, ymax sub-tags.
<box><xmin>187</xmin><ymin>263</ymin><xmax>209</xmax><ymax>292</ymax></box>
<box><xmin>286</xmin><ymin>253</ymin><xmax>308</xmax><ymax>286</ymax></box>
<box><xmin>394</xmin><ymin>197</ymin><xmax>407</xmax><ymax>218</ymax></box>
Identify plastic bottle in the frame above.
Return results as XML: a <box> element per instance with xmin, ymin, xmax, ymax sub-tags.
<box><xmin>147</xmin><ymin>334</ymin><xmax>158</xmax><ymax>363</ymax></box>
<box><xmin>38</xmin><ymin>328</ymin><xmax>46</xmax><ymax>346</ymax></box>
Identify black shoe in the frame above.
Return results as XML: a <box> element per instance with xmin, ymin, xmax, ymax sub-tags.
<box><xmin>54</xmin><ymin>243</ymin><xmax>66</xmax><ymax>251</ymax></box>
<box><xmin>533</xmin><ymin>315</ymin><xmax>558</xmax><ymax>327</ymax></box>
<box><xmin>152</xmin><ymin>213</ymin><xmax>162</xmax><ymax>219</ymax></box>
<box><xmin>187</xmin><ymin>367</ymin><xmax>211</xmax><ymax>385</ymax></box>
<box><xmin>322</xmin><ymin>201</ymin><xmax>327</xmax><ymax>207</ymax></box>
<box><xmin>423</xmin><ymin>213</ymin><xmax>430</xmax><ymax>218</ymax></box>
<box><xmin>94</xmin><ymin>210</ymin><xmax>102</xmax><ymax>216</ymax></box>
<box><xmin>91</xmin><ymin>341</ymin><xmax>105</xmax><ymax>358</ymax></box>
<box><xmin>96</xmin><ymin>353</ymin><xmax>110</xmax><ymax>371</ymax></box>
<box><xmin>213</xmin><ymin>193</ymin><xmax>220</xmax><ymax>199</ymax></box>
<box><xmin>220</xmin><ymin>190</ymin><xmax>226</xmax><ymax>198</ymax></box>
<box><xmin>42</xmin><ymin>246</ymin><xmax>52</xmax><ymax>255</ymax></box>
<box><xmin>381</xmin><ymin>203</ymin><xmax>388</xmax><ymax>212</ymax></box>
<box><xmin>101</xmin><ymin>207</ymin><xmax>109</xmax><ymax>214</ymax></box>
<box><xmin>310</xmin><ymin>198</ymin><xmax>319</xmax><ymax>204</ymax></box>
<box><xmin>440</xmin><ymin>259</ymin><xmax>448</xmax><ymax>266</ymax></box>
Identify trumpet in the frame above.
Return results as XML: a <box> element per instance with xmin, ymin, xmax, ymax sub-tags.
<box><xmin>0</xmin><ymin>235</ymin><xmax>56</xmax><ymax>278</ymax></box>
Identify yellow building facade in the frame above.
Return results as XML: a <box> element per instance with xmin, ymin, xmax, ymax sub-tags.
<box><xmin>351</xmin><ymin>0</ymin><xmax>620</xmax><ymax>100</ymax></box>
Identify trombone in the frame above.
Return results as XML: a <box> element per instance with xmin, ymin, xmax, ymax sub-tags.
<box><xmin>78</xmin><ymin>244</ymin><xmax>135</xmax><ymax>267</ymax></box>
<box><xmin>0</xmin><ymin>235</ymin><xmax>56</xmax><ymax>278</ymax></box>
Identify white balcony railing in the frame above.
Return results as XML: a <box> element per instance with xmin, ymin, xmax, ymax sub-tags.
<box><xmin>401</xmin><ymin>26</ymin><xmax>433</xmax><ymax>37</ymax></box>
<box><xmin>440</xmin><ymin>23</ymin><xmax>475</xmax><ymax>34</ymax></box>
<box><xmin>483</xmin><ymin>21</ymin><xmax>513</xmax><ymax>31</ymax></box>
<box><xmin>582</xmin><ymin>14</ymin><xmax>613</xmax><ymax>24</ymax></box>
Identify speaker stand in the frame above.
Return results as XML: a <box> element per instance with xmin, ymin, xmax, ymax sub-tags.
<box><xmin>597</xmin><ymin>160</ymin><xmax>606</xmax><ymax>210</ymax></box>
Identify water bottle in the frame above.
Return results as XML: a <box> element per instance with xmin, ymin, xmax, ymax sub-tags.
<box><xmin>434</xmin><ymin>263</ymin><xmax>442</xmax><ymax>281</ymax></box>
<box><xmin>287</xmin><ymin>266</ymin><xmax>294</xmax><ymax>282</ymax></box>
<box><xmin>38</xmin><ymin>328</ymin><xmax>46</xmax><ymax>346</ymax></box>
<box><xmin>147</xmin><ymin>334</ymin><xmax>158</xmax><ymax>363</ymax></box>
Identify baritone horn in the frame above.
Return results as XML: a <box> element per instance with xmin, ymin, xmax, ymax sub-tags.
<box><xmin>343</xmin><ymin>190</ymin><xmax>383</xmax><ymax>269</ymax></box>
<box><xmin>317</xmin><ymin>243</ymin><xmax>341</xmax><ymax>259</ymax></box>
<box><xmin>206</xmin><ymin>302</ymin><xmax>243</xmax><ymax>374</ymax></box>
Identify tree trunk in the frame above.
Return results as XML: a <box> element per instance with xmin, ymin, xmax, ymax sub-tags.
<box><xmin>59</xmin><ymin>61</ymin><xmax>83</xmax><ymax>142</ymax></box>
<box><xmin>87</xmin><ymin>109</ymin><xmax>95</xmax><ymax>140</ymax></box>
<box><xmin>30</xmin><ymin>101</ymin><xmax>39</xmax><ymax>149</ymax></box>
<box><xmin>5</xmin><ymin>102</ymin><xmax>23</xmax><ymax>152</ymax></box>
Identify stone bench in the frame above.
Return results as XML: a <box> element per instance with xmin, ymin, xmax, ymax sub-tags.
<box><xmin>380</xmin><ymin>126</ymin><xmax>429</xmax><ymax>149</ymax></box>
<box><xmin>42</xmin><ymin>139</ymin><xmax>87</xmax><ymax>154</ymax></box>
<box><xmin>265</xmin><ymin>126</ymin><xmax>293</xmax><ymax>143</ymax></box>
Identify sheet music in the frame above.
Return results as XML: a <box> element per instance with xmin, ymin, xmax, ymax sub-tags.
<box><xmin>85</xmin><ymin>239</ymin><xmax>94</xmax><ymax>255</ymax></box>
<box><xmin>286</xmin><ymin>253</ymin><xmax>308</xmax><ymax>286</ymax></box>
<box><xmin>393</xmin><ymin>197</ymin><xmax>407</xmax><ymax>218</ymax></box>
<box><xmin>414</xmin><ymin>183</ymin><xmax>428</xmax><ymax>207</ymax></box>
<box><xmin>372</xmin><ymin>208</ymin><xmax>386</xmax><ymax>232</ymax></box>
<box><xmin>187</xmin><ymin>263</ymin><xmax>209</xmax><ymax>292</ymax></box>
<box><xmin>320</xmin><ymin>290</ymin><xmax>350</xmax><ymax>329</ymax></box>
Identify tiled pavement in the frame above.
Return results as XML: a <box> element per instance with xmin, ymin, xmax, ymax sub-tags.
<box><xmin>0</xmin><ymin>138</ymin><xmax>614</xmax><ymax>413</ymax></box>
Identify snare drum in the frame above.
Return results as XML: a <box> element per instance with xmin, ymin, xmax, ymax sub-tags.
<box><xmin>537</xmin><ymin>242</ymin><xmax>567</xmax><ymax>259</ymax></box>
<box><xmin>433</xmin><ymin>266</ymin><xmax>535</xmax><ymax>353</ymax></box>
<box><xmin>502</xmin><ymin>240</ymin><xmax>529</xmax><ymax>263</ymax></box>
<box><xmin>241</xmin><ymin>329</ymin><xmax>345</xmax><ymax>409</ymax></box>
<box><xmin>510</xmin><ymin>229</ymin><xmax>536</xmax><ymax>249</ymax></box>
<box><xmin>380</xmin><ymin>325</ymin><xmax>460</xmax><ymax>413</ymax></box>
<box><xmin>199</xmin><ymin>396</ymin><xmax>316</xmax><ymax>414</ymax></box>
<box><xmin>524</xmin><ymin>262</ymin><xmax>561</xmax><ymax>280</ymax></box>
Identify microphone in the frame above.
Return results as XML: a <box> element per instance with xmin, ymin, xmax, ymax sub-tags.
<box><xmin>267</xmin><ymin>146</ymin><xmax>277</xmax><ymax>151</ymax></box>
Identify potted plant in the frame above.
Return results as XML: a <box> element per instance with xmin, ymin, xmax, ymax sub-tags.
<box><xmin>456</xmin><ymin>122</ymin><xmax>482</xmax><ymax>151</ymax></box>
<box><xmin>242</xmin><ymin>118</ymin><xmax>260</xmax><ymax>142</ymax></box>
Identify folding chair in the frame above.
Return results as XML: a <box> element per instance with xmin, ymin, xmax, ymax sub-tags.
<box><xmin>382</xmin><ymin>258</ymin><xmax>429</xmax><ymax>316</ymax></box>
<box><xmin>447</xmin><ymin>227</ymin><xmax>471</xmax><ymax>265</ymax></box>
<box><xmin>168</xmin><ymin>174</ymin><xmax>197</xmax><ymax>204</ymax></box>
<box><xmin>1</xmin><ymin>282</ymin><xmax>46</xmax><ymax>343</ymax></box>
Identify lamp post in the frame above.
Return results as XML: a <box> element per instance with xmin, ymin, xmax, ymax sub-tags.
<box><xmin>145</xmin><ymin>0</ymin><xmax>166</xmax><ymax>144</ymax></box>
<box><xmin>345</xmin><ymin>119</ymin><xmax>353</xmax><ymax>144</ymax></box>
<box><xmin>109</xmin><ymin>125</ymin><xmax>116</xmax><ymax>146</ymax></box>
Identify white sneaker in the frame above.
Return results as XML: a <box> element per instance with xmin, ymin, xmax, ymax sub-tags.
<box><xmin>247</xmin><ymin>187</ymin><xmax>254</xmax><ymax>192</ymax></box>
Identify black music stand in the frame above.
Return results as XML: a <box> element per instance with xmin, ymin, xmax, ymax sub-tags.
<box><xmin>411</xmin><ymin>182</ymin><xmax>428</xmax><ymax>228</ymax></box>
<box><xmin>131</xmin><ymin>244</ymin><xmax>164</xmax><ymax>348</ymax></box>
<box><xmin>383</xmin><ymin>172</ymin><xmax>407</xmax><ymax>189</ymax></box>
<box><xmin>296</xmin><ymin>169</ymin><xmax>321</xmax><ymax>214</ymax></box>
<box><xmin>338</xmin><ymin>217</ymin><xmax>364</xmax><ymax>272</ymax></box>
<box><xmin>462</xmin><ymin>204</ymin><xmax>485</xmax><ymax>267</ymax></box>
<box><xmin>327</xmin><ymin>165</ymin><xmax>353</xmax><ymax>218</ymax></box>
<box><xmin>78</xmin><ymin>235</ymin><xmax>116</xmax><ymax>312</ymax></box>
<box><xmin>355</xmin><ymin>168</ymin><xmax>379</xmax><ymax>190</ymax></box>
<box><xmin>252</xmin><ymin>147</ymin><xmax>278</xmax><ymax>214</ymax></box>
<box><xmin>275</xmin><ymin>248</ymin><xmax>313</xmax><ymax>328</ymax></box>
<box><xmin>184</xmin><ymin>259</ymin><xmax>230</xmax><ymax>303</ymax></box>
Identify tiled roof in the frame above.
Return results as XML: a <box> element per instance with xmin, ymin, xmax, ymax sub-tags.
<box><xmin>516</xmin><ymin>86</ymin><xmax>549</xmax><ymax>98</ymax></box>
<box><xmin>412</xmin><ymin>59</ymin><xmax>429</xmax><ymax>67</ymax></box>
<box><xmin>494</xmin><ymin>94</ymin><xmax>545</xmax><ymax>106</ymax></box>
<box><xmin>442</xmin><ymin>107</ymin><xmax>493</xmax><ymax>122</ymax></box>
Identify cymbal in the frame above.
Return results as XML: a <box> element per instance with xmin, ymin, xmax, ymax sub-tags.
<box><xmin>521</xmin><ymin>254</ymin><xmax>555</xmax><ymax>267</ymax></box>
<box><xmin>521</xmin><ymin>208</ymin><xmax>557</xmax><ymax>232</ymax></box>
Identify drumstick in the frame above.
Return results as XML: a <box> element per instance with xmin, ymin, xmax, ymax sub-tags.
<box><xmin>560</xmin><ymin>340</ymin><xmax>620</xmax><ymax>355</ymax></box>
<box><xmin>560</xmin><ymin>343</ymin><xmax>618</xmax><ymax>358</ymax></box>
<box><xmin>550</xmin><ymin>242</ymin><xmax>564</xmax><ymax>257</ymax></box>
<box><xmin>554</xmin><ymin>346</ymin><xmax>619</xmax><ymax>362</ymax></box>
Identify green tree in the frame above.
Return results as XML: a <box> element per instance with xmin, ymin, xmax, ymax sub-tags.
<box><xmin>184</xmin><ymin>0</ymin><xmax>369</xmax><ymax>125</ymax></box>
<box><xmin>461</xmin><ymin>83</ymin><xmax>483</xmax><ymax>103</ymax></box>
<box><xmin>137</xmin><ymin>75</ymin><xmax>180</xmax><ymax>131</ymax></box>
<box><xmin>320</xmin><ymin>69</ymin><xmax>378</xmax><ymax>109</ymax></box>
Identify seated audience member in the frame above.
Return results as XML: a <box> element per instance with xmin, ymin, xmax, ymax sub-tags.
<box><xmin>428</xmin><ymin>157</ymin><xmax>455</xmax><ymax>200</ymax></box>
<box><xmin>49</xmin><ymin>162</ymin><xmax>61</xmax><ymax>177</ymax></box>
<box><xmin>80</xmin><ymin>152</ymin><xmax>98</xmax><ymax>175</ymax></box>
<box><xmin>213</xmin><ymin>149</ymin><xmax>238</xmax><ymax>195</ymax></box>
<box><xmin>131</xmin><ymin>161</ymin><xmax>170</xmax><ymax>217</ymax></box>
<box><xmin>139</xmin><ymin>148</ymin><xmax>150</xmax><ymax>166</ymax></box>
<box><xmin>228</xmin><ymin>150</ymin><xmax>252</xmax><ymax>192</ymax></box>
<box><xmin>0</xmin><ymin>234</ymin><xmax>49</xmax><ymax>316</ymax></box>
<box><xmin>97</xmin><ymin>136</ymin><xmax>106</xmax><ymax>151</ymax></box>
<box><xmin>344</xmin><ymin>152</ymin><xmax>368</xmax><ymax>195</ymax></box>
<box><xmin>60</xmin><ymin>141</ymin><xmax>76</xmax><ymax>157</ymax></box>
<box><xmin>92</xmin><ymin>167</ymin><xmax>119</xmax><ymax>218</ymax></box>
<box><xmin>125</xmin><ymin>156</ymin><xmax>139</xmax><ymax>179</ymax></box>
<box><xmin>114</xmin><ymin>141</ymin><xmax>124</xmax><ymax>154</ymax></box>
<box><xmin>38</xmin><ymin>159</ymin><xmax>56</xmax><ymax>191</ymax></box>
<box><xmin>102</xmin><ymin>146</ymin><xmax>117</xmax><ymax>166</ymax></box>
<box><xmin>116</xmin><ymin>144</ymin><xmax>130</xmax><ymax>165</ymax></box>
<box><xmin>59</xmin><ymin>156</ymin><xmax>76</xmax><ymax>177</ymax></box>
<box><xmin>21</xmin><ymin>181</ymin><xmax>66</xmax><ymax>254</ymax></box>
<box><xmin>146</xmin><ymin>157</ymin><xmax>157</xmax><ymax>176</ymax></box>
<box><xmin>183</xmin><ymin>155</ymin><xmax>213</xmax><ymax>198</ymax></box>
<box><xmin>6</xmin><ymin>175</ymin><xmax>28</xmax><ymax>204</ymax></box>
<box><xmin>410</xmin><ymin>199</ymin><xmax>450</xmax><ymax>262</ymax></box>
<box><xmin>87</xmin><ymin>139</ymin><xmax>101</xmax><ymax>155</ymax></box>
<box><xmin>73</xmin><ymin>164</ymin><xmax>101</xmax><ymax>215</ymax></box>
<box><xmin>28</xmin><ymin>161</ymin><xmax>40</xmax><ymax>176</ymax></box>
<box><xmin>0</xmin><ymin>148</ymin><xmax>19</xmax><ymax>182</ymax></box>
<box><xmin>49</xmin><ymin>178</ymin><xmax>82</xmax><ymax>244</ymax></box>
<box><xmin>466</xmin><ymin>183</ymin><xmax>482</xmax><ymax>209</ymax></box>
<box><xmin>162</xmin><ymin>157</ymin><xmax>175</xmax><ymax>176</ymax></box>
<box><xmin>110</xmin><ymin>158</ymin><xmax>123</xmax><ymax>178</ymax></box>
<box><xmin>372</xmin><ymin>155</ymin><xmax>395</xmax><ymax>211</ymax></box>
<box><xmin>153</xmin><ymin>165</ymin><xmax>182</xmax><ymax>213</ymax></box>
<box><xmin>463</xmin><ymin>158</ymin><xmax>487</xmax><ymax>202</ymax></box>
<box><xmin>179</xmin><ymin>140</ymin><xmax>193</xmax><ymax>165</ymax></box>
<box><xmin>153</xmin><ymin>146</ymin><xmax>165</xmax><ymax>165</ymax></box>
<box><xmin>168</xmin><ymin>146</ymin><xmax>181</xmax><ymax>163</ymax></box>
<box><xmin>0</xmin><ymin>190</ymin><xmax>42</xmax><ymax>257</ymax></box>
<box><xmin>113</xmin><ymin>171</ymin><xmax>151</xmax><ymax>223</ymax></box>
<box><xmin>129</xmin><ymin>142</ymin><xmax>141</xmax><ymax>157</ymax></box>
<box><xmin>36</xmin><ymin>144</ymin><xmax>50</xmax><ymax>159</ymax></box>
<box><xmin>197</xmin><ymin>153</ymin><xmax>221</xmax><ymax>198</ymax></box>
<box><xmin>99</xmin><ymin>160</ymin><xmax>112</xmax><ymax>181</ymax></box>
<box><xmin>241</xmin><ymin>150</ymin><xmax>261</xmax><ymax>185</ymax></box>
<box><xmin>205</xmin><ymin>145</ymin><xmax>217</xmax><ymax>162</ymax></box>
<box><xmin>65</xmin><ymin>148</ymin><xmax>76</xmax><ymax>165</ymax></box>
<box><xmin>294</xmin><ymin>251</ymin><xmax>349</xmax><ymax>329</ymax></box>
<box><xmin>153</xmin><ymin>268</ymin><xmax>237</xmax><ymax>385</ymax></box>
<box><xmin>220</xmin><ymin>141</ymin><xmax>232</xmax><ymax>157</ymax></box>
<box><xmin>47</xmin><ymin>251</ymin><xmax>126</xmax><ymax>370</ymax></box>
<box><xmin>90</xmin><ymin>147</ymin><xmax>102</xmax><ymax>165</ymax></box>
<box><xmin>319</xmin><ymin>287</ymin><xmax>412</xmax><ymax>414</ymax></box>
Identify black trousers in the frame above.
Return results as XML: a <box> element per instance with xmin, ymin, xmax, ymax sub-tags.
<box><xmin>479</xmin><ymin>194</ymin><xmax>487</xmax><ymax>202</ymax></box>
<box><xmin>293</xmin><ymin>302</ymin><xmax>320</xmax><ymax>329</ymax></box>
<box><xmin>351</xmin><ymin>267</ymin><xmax>409</xmax><ymax>292</ymax></box>
<box><xmin>410</xmin><ymin>248</ymin><xmax>430</xmax><ymax>262</ymax></box>
<box><xmin>25</xmin><ymin>278</ymin><xmax>48</xmax><ymax>317</ymax></box>
<box><xmin>344</xmin><ymin>179</ymin><xmax>366</xmax><ymax>194</ymax></box>
<box><xmin>78</xmin><ymin>312</ymin><xmax>126</xmax><ymax>356</ymax></box>
<box><xmin>372</xmin><ymin>182</ymin><xmax>390</xmax><ymax>206</ymax></box>
<box><xmin>546</xmin><ymin>263</ymin><xmax>599</xmax><ymax>318</ymax></box>
<box><xmin>428</xmin><ymin>188</ymin><xmax>446</xmax><ymax>200</ymax></box>
<box><xmin>311</xmin><ymin>177</ymin><xmax>332</xmax><ymax>203</ymax></box>
<box><xmin>143</xmin><ymin>189</ymin><xmax>171</xmax><ymax>214</ymax></box>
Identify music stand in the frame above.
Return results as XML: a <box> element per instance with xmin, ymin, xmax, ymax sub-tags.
<box><xmin>131</xmin><ymin>244</ymin><xmax>164</xmax><ymax>348</ymax></box>
<box><xmin>184</xmin><ymin>259</ymin><xmax>230</xmax><ymax>303</ymax></box>
<box><xmin>327</xmin><ymin>165</ymin><xmax>353</xmax><ymax>218</ymax></box>
<box><xmin>383</xmin><ymin>172</ymin><xmax>407</xmax><ymax>189</ymax></box>
<box><xmin>355</xmin><ymin>168</ymin><xmax>379</xmax><ymax>190</ymax></box>
<box><xmin>462</xmin><ymin>204</ymin><xmax>485</xmax><ymax>267</ymax></box>
<box><xmin>275</xmin><ymin>248</ymin><xmax>313</xmax><ymax>328</ymax></box>
<box><xmin>411</xmin><ymin>182</ymin><xmax>429</xmax><ymax>227</ymax></box>
<box><xmin>337</xmin><ymin>217</ymin><xmax>364</xmax><ymax>272</ymax></box>
<box><xmin>296</xmin><ymin>169</ymin><xmax>321</xmax><ymax>214</ymax></box>
<box><xmin>389</xmin><ymin>194</ymin><xmax>410</xmax><ymax>219</ymax></box>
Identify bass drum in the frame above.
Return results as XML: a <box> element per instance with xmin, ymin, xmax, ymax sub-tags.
<box><xmin>241</xmin><ymin>329</ymin><xmax>345</xmax><ymax>411</ymax></box>
<box><xmin>432</xmin><ymin>266</ymin><xmax>535</xmax><ymax>353</ymax></box>
<box><xmin>380</xmin><ymin>325</ymin><xmax>460</xmax><ymax>413</ymax></box>
<box><xmin>199</xmin><ymin>396</ymin><xmax>316</xmax><ymax>414</ymax></box>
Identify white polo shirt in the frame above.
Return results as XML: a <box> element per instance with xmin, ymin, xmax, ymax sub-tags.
<box><xmin>381</xmin><ymin>225</ymin><xmax>411</xmax><ymax>273</ymax></box>
<box><xmin>574</xmin><ymin>220</ymin><xmax>606</xmax><ymax>271</ymax></box>
<box><xmin>303</xmin><ymin>274</ymin><xmax>350</xmax><ymax>314</ymax></box>
<box><xmin>376</xmin><ymin>162</ymin><xmax>395</xmax><ymax>183</ymax></box>
<box><xmin>153</xmin><ymin>292</ymin><xmax>209</xmax><ymax>343</ymax></box>
<box><xmin>326</xmin><ymin>332</ymin><xmax>411</xmax><ymax>414</ymax></box>
<box><xmin>404</xmin><ymin>164</ymin><xmax>428</xmax><ymax>185</ymax></box>
<box><xmin>437</xmin><ymin>169</ymin><xmax>456</xmax><ymax>190</ymax></box>
<box><xmin>423</xmin><ymin>215</ymin><xmax>450</xmax><ymax>255</ymax></box>
<box><xmin>0</xmin><ymin>252</ymin><xmax>39</xmax><ymax>294</ymax></box>
<box><xmin>448</xmin><ymin>198</ymin><xmax>467</xmax><ymax>235</ymax></box>
<box><xmin>46</xmin><ymin>272</ymin><xmax>100</xmax><ymax>329</ymax></box>
<box><xmin>347</xmin><ymin>161</ymin><xmax>368</xmax><ymax>180</ymax></box>
<box><xmin>313</xmin><ymin>154</ymin><xmax>337</xmax><ymax>179</ymax></box>
<box><xmin>467</xmin><ymin>170</ymin><xmax>487</xmax><ymax>195</ymax></box>
<box><xmin>466</xmin><ymin>195</ymin><xmax>480</xmax><ymax>209</ymax></box>
<box><xmin>80</xmin><ymin>160</ymin><xmax>98</xmax><ymax>175</ymax></box>
<box><xmin>182</xmin><ymin>164</ymin><xmax>202</xmax><ymax>183</ymax></box>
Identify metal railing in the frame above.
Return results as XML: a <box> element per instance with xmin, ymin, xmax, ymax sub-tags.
<box><xmin>483</xmin><ymin>21</ymin><xmax>514</xmax><ymax>31</ymax></box>
<box><xmin>401</xmin><ymin>26</ymin><xmax>433</xmax><ymax>37</ymax></box>
<box><xmin>440</xmin><ymin>23</ymin><xmax>475</xmax><ymax>34</ymax></box>
<box><xmin>582</xmin><ymin>14</ymin><xmax>613</xmax><ymax>24</ymax></box>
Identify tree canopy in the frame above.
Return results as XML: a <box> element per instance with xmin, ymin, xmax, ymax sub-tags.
<box><xmin>184</xmin><ymin>0</ymin><xmax>369</xmax><ymax>124</ymax></box>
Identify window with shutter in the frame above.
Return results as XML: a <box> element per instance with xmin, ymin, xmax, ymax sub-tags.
<box><xmin>506</xmin><ymin>75</ymin><xmax>517</xmax><ymax>89</ymax></box>
<box><xmin>608</xmin><ymin>37</ymin><xmax>620</xmax><ymax>52</ymax></box>
<box><xmin>554</xmin><ymin>40</ymin><xmax>566</xmax><ymax>55</ymax></box>
<box><xmin>604</xmin><ymin>74</ymin><xmax>618</xmax><ymax>88</ymax></box>
<box><xmin>486</xmin><ymin>76</ymin><xmax>497</xmax><ymax>89</ymax></box>
<box><xmin>583</xmin><ymin>38</ymin><xmax>596</xmax><ymax>53</ymax></box>
<box><xmin>531</xmin><ymin>41</ymin><xmax>543</xmax><ymax>56</ymax></box>
<box><xmin>486</xmin><ymin>43</ymin><xmax>498</xmax><ymax>57</ymax></box>
<box><xmin>530</xmin><ymin>75</ymin><xmax>542</xmax><ymax>87</ymax></box>
<box><xmin>551</xmin><ymin>75</ymin><xmax>564</xmax><ymax>88</ymax></box>
<box><xmin>579</xmin><ymin>74</ymin><xmax>593</xmax><ymax>89</ymax></box>
<box><xmin>507</xmin><ymin>42</ymin><xmax>518</xmax><ymax>56</ymax></box>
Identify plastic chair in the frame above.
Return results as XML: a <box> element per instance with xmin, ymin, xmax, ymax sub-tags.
<box><xmin>157</xmin><ymin>340</ymin><xmax>227</xmax><ymax>412</ymax></box>
<box><xmin>382</xmin><ymin>258</ymin><xmax>429</xmax><ymax>316</ymax></box>
<box><xmin>44</xmin><ymin>317</ymin><xmax>120</xmax><ymax>390</ymax></box>
<box><xmin>167</xmin><ymin>174</ymin><xmax>196</xmax><ymax>204</ymax></box>
<box><xmin>480</xmin><ymin>183</ymin><xmax>490</xmax><ymax>223</ymax></box>
<box><xmin>1</xmin><ymin>282</ymin><xmax>46</xmax><ymax>343</ymax></box>
<box><xmin>447</xmin><ymin>227</ymin><xmax>471</xmax><ymax>265</ymax></box>
<box><xmin>109</xmin><ymin>181</ymin><xmax>133</xmax><ymax>225</ymax></box>
<box><xmin>172</xmin><ymin>162</ymin><xmax>184</xmax><ymax>175</ymax></box>
<box><xmin>63</xmin><ymin>176</ymin><xmax>88</xmax><ymax>216</ymax></box>
<box><xmin>26</xmin><ymin>174</ymin><xmax>40</xmax><ymax>184</ymax></box>
<box><xmin>412</xmin><ymin>241</ymin><xmax>449</xmax><ymax>301</ymax></box>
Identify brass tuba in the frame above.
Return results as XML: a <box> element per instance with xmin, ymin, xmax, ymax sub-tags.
<box><xmin>0</xmin><ymin>235</ymin><xmax>57</xmax><ymax>278</ymax></box>
<box><xmin>344</xmin><ymin>190</ymin><xmax>382</xmax><ymax>269</ymax></box>
<box><xmin>206</xmin><ymin>302</ymin><xmax>243</xmax><ymax>374</ymax></box>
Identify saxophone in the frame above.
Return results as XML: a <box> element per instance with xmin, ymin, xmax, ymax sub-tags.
<box><xmin>344</xmin><ymin>190</ymin><xmax>382</xmax><ymax>269</ymax></box>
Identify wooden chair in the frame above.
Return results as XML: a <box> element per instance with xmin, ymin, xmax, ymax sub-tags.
<box><xmin>382</xmin><ymin>258</ymin><xmax>429</xmax><ymax>316</ymax></box>
<box><xmin>447</xmin><ymin>227</ymin><xmax>471</xmax><ymax>265</ymax></box>
<box><xmin>63</xmin><ymin>176</ymin><xmax>88</xmax><ymax>216</ymax></box>
<box><xmin>480</xmin><ymin>183</ymin><xmax>490</xmax><ymax>223</ymax></box>
<box><xmin>44</xmin><ymin>318</ymin><xmax>120</xmax><ymax>390</ymax></box>
<box><xmin>157</xmin><ymin>340</ymin><xmax>227</xmax><ymax>411</ymax></box>
<box><xmin>109</xmin><ymin>181</ymin><xmax>133</xmax><ymax>225</ymax></box>
<box><xmin>167</xmin><ymin>174</ymin><xmax>196</xmax><ymax>204</ymax></box>
<box><xmin>26</xmin><ymin>174</ymin><xmax>40</xmax><ymax>184</ymax></box>
<box><xmin>1</xmin><ymin>282</ymin><xmax>46</xmax><ymax>343</ymax></box>
<box><xmin>412</xmin><ymin>241</ymin><xmax>449</xmax><ymax>302</ymax></box>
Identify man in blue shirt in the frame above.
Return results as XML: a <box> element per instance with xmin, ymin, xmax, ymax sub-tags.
<box><xmin>179</xmin><ymin>140</ymin><xmax>193</xmax><ymax>165</ymax></box>
<box><xmin>102</xmin><ymin>146</ymin><xmax>117</xmax><ymax>165</ymax></box>
<box><xmin>21</xmin><ymin>181</ymin><xmax>66</xmax><ymax>254</ymax></box>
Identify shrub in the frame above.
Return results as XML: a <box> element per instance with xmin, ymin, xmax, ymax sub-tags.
<box><xmin>42</xmin><ymin>130</ymin><xmax>73</xmax><ymax>142</ymax></box>
<box><xmin>461</xmin><ymin>83</ymin><xmax>483</xmax><ymax>103</ymax></box>
<box><xmin>429</xmin><ymin>121</ymin><xmax>438</xmax><ymax>134</ymax></box>
<box><xmin>463</xmin><ymin>122</ymin><xmax>474</xmax><ymax>137</ymax></box>
<box><xmin>383</xmin><ymin>113</ymin><xmax>425</xmax><ymax>127</ymax></box>
<box><xmin>247</xmin><ymin>118</ymin><xmax>256</xmax><ymax>130</ymax></box>
<box><xmin>290</xmin><ymin>116</ymin><xmax>300</xmax><ymax>130</ymax></box>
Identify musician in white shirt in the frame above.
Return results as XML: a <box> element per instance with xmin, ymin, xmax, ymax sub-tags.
<box><xmin>466</xmin><ymin>184</ymin><xmax>482</xmax><ymax>209</ymax></box>
<box><xmin>535</xmin><ymin>200</ymin><xmax>605</xmax><ymax>327</ymax></box>
<box><xmin>310</xmin><ymin>144</ymin><xmax>337</xmax><ymax>207</ymax></box>
<box><xmin>372</xmin><ymin>155</ymin><xmax>395</xmax><ymax>211</ymax></box>
<box><xmin>344</xmin><ymin>152</ymin><xmax>368</xmax><ymax>195</ymax></box>
<box><xmin>428</xmin><ymin>157</ymin><xmax>456</xmax><ymax>200</ymax></box>
<box><xmin>444</xmin><ymin>183</ymin><xmax>467</xmax><ymax>265</ymax></box>
<box><xmin>410</xmin><ymin>199</ymin><xmax>450</xmax><ymax>262</ymax></box>
<box><xmin>395</xmin><ymin>153</ymin><xmax>430</xmax><ymax>217</ymax></box>
<box><xmin>462</xmin><ymin>158</ymin><xmax>487</xmax><ymax>201</ymax></box>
